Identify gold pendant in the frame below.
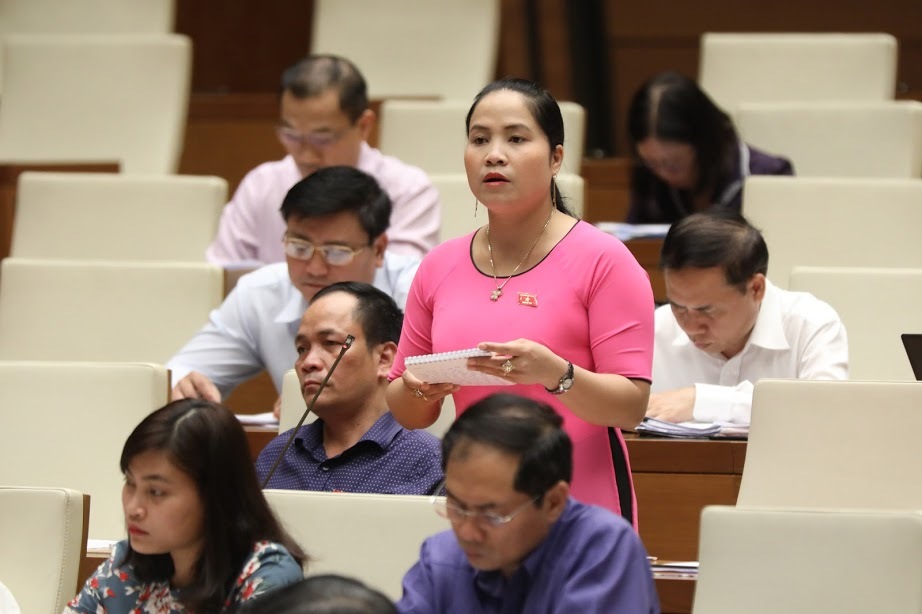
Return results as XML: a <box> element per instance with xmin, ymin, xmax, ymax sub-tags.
<box><xmin>490</xmin><ymin>288</ymin><xmax>502</xmax><ymax>301</ymax></box>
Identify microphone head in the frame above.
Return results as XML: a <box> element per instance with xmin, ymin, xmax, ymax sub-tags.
<box><xmin>343</xmin><ymin>335</ymin><xmax>355</xmax><ymax>349</ymax></box>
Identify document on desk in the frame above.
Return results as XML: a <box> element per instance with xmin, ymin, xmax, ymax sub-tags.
<box><xmin>595</xmin><ymin>222</ymin><xmax>671</xmax><ymax>241</ymax></box>
<box><xmin>649</xmin><ymin>561</ymin><xmax>699</xmax><ymax>575</ymax></box>
<box><xmin>635</xmin><ymin>417</ymin><xmax>749</xmax><ymax>439</ymax></box>
<box><xmin>235</xmin><ymin>412</ymin><xmax>279</xmax><ymax>427</ymax></box>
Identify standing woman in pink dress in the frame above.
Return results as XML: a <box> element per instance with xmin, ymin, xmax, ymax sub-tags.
<box><xmin>386</xmin><ymin>78</ymin><xmax>654</xmax><ymax>524</ymax></box>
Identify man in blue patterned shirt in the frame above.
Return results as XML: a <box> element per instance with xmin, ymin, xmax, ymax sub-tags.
<box><xmin>256</xmin><ymin>282</ymin><xmax>442</xmax><ymax>494</ymax></box>
<box><xmin>397</xmin><ymin>394</ymin><xmax>659</xmax><ymax>613</ymax></box>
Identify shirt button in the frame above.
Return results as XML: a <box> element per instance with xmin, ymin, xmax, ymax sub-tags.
<box><xmin>321</xmin><ymin>465</ymin><xmax>330</xmax><ymax>472</ymax></box>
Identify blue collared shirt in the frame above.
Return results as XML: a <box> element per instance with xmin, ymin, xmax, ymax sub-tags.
<box><xmin>397</xmin><ymin>499</ymin><xmax>660</xmax><ymax>614</ymax></box>
<box><xmin>255</xmin><ymin>412</ymin><xmax>443</xmax><ymax>495</ymax></box>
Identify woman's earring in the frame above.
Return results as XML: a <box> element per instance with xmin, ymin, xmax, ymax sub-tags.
<box><xmin>474</xmin><ymin>198</ymin><xmax>479</xmax><ymax>217</ymax></box>
<box><xmin>551</xmin><ymin>176</ymin><xmax>558</xmax><ymax>210</ymax></box>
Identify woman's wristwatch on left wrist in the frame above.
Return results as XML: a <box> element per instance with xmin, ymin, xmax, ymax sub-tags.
<box><xmin>545</xmin><ymin>360</ymin><xmax>574</xmax><ymax>395</ymax></box>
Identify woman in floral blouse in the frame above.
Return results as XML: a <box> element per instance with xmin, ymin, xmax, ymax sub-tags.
<box><xmin>66</xmin><ymin>399</ymin><xmax>307</xmax><ymax>613</ymax></box>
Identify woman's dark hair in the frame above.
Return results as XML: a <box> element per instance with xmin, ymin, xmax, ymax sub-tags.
<box><xmin>465</xmin><ymin>77</ymin><xmax>576</xmax><ymax>218</ymax></box>
<box><xmin>660</xmin><ymin>210</ymin><xmax>769</xmax><ymax>291</ymax></box>
<box><xmin>234</xmin><ymin>574</ymin><xmax>396</xmax><ymax>614</ymax></box>
<box><xmin>280</xmin><ymin>166</ymin><xmax>392</xmax><ymax>242</ymax></box>
<box><xmin>281</xmin><ymin>54</ymin><xmax>368</xmax><ymax>123</ymax></box>
<box><xmin>120</xmin><ymin>399</ymin><xmax>307</xmax><ymax>611</ymax></box>
<box><xmin>442</xmin><ymin>393</ymin><xmax>572</xmax><ymax>503</ymax></box>
<box><xmin>627</xmin><ymin>71</ymin><xmax>738</xmax><ymax>200</ymax></box>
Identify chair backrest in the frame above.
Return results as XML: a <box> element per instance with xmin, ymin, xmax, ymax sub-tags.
<box><xmin>0</xmin><ymin>258</ymin><xmax>223</xmax><ymax>364</ymax></box>
<box><xmin>0</xmin><ymin>486</ymin><xmax>87</xmax><ymax>614</ymax></box>
<box><xmin>278</xmin><ymin>368</ymin><xmax>455</xmax><ymax>438</ymax></box>
<box><xmin>310</xmin><ymin>0</ymin><xmax>499</xmax><ymax>100</ymax></box>
<box><xmin>736</xmin><ymin>379</ymin><xmax>922</xmax><ymax>509</ymax></box>
<box><xmin>429</xmin><ymin>173</ymin><xmax>585</xmax><ymax>241</ymax></box>
<box><xmin>264</xmin><ymin>489</ymin><xmax>450</xmax><ymax>599</ymax></box>
<box><xmin>377</xmin><ymin>100</ymin><xmax>467</xmax><ymax>174</ymax></box>
<box><xmin>693</xmin><ymin>505</ymin><xmax>922</xmax><ymax>614</ymax></box>
<box><xmin>699</xmin><ymin>32</ymin><xmax>897</xmax><ymax>112</ymax></box>
<box><xmin>11</xmin><ymin>172</ymin><xmax>227</xmax><ymax>260</ymax></box>
<box><xmin>734</xmin><ymin>101</ymin><xmax>922</xmax><ymax>178</ymax></box>
<box><xmin>0</xmin><ymin>0</ymin><xmax>174</xmax><ymax>95</ymax></box>
<box><xmin>0</xmin><ymin>34</ymin><xmax>191</xmax><ymax>173</ymax></box>
<box><xmin>0</xmin><ymin>362</ymin><xmax>169</xmax><ymax>539</ymax></box>
<box><xmin>743</xmin><ymin>176</ymin><xmax>922</xmax><ymax>288</ymax></box>
<box><xmin>789</xmin><ymin>266</ymin><xmax>922</xmax><ymax>381</ymax></box>
<box><xmin>377</xmin><ymin>99</ymin><xmax>587</xmax><ymax>176</ymax></box>
<box><xmin>558</xmin><ymin>101</ymin><xmax>586</xmax><ymax>175</ymax></box>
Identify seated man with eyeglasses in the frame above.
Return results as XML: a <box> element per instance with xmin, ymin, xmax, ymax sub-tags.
<box><xmin>168</xmin><ymin>166</ymin><xmax>420</xmax><ymax>407</ymax></box>
<box><xmin>206</xmin><ymin>54</ymin><xmax>440</xmax><ymax>265</ymax></box>
<box><xmin>398</xmin><ymin>393</ymin><xmax>659</xmax><ymax>614</ymax></box>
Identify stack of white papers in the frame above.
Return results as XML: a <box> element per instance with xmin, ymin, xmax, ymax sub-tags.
<box><xmin>235</xmin><ymin>412</ymin><xmax>279</xmax><ymax>427</ymax></box>
<box><xmin>635</xmin><ymin>417</ymin><xmax>750</xmax><ymax>439</ymax></box>
<box><xmin>635</xmin><ymin>417</ymin><xmax>722</xmax><ymax>438</ymax></box>
<box><xmin>649</xmin><ymin>561</ymin><xmax>699</xmax><ymax>575</ymax></box>
<box><xmin>595</xmin><ymin>222</ymin><xmax>671</xmax><ymax>241</ymax></box>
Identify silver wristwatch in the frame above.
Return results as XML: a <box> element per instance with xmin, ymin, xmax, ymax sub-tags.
<box><xmin>546</xmin><ymin>360</ymin><xmax>574</xmax><ymax>395</ymax></box>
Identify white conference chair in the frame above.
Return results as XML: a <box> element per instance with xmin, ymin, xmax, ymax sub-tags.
<box><xmin>265</xmin><ymin>489</ymin><xmax>449</xmax><ymax>599</ymax></box>
<box><xmin>278</xmin><ymin>368</ymin><xmax>455</xmax><ymax>439</ymax></box>
<box><xmin>430</xmin><ymin>173</ymin><xmax>585</xmax><ymax>242</ymax></box>
<box><xmin>377</xmin><ymin>100</ymin><xmax>468</xmax><ymax>175</ymax></box>
<box><xmin>693</xmin><ymin>506</ymin><xmax>922</xmax><ymax>614</ymax></box>
<box><xmin>0</xmin><ymin>34</ymin><xmax>191</xmax><ymax>173</ymax></box>
<box><xmin>790</xmin><ymin>266</ymin><xmax>922</xmax><ymax>381</ymax></box>
<box><xmin>0</xmin><ymin>0</ymin><xmax>174</xmax><ymax>95</ymax></box>
<box><xmin>378</xmin><ymin>99</ymin><xmax>587</xmax><ymax>176</ymax></box>
<box><xmin>736</xmin><ymin>379</ymin><xmax>922</xmax><ymax>509</ymax></box>
<box><xmin>0</xmin><ymin>363</ymin><xmax>169</xmax><ymax>540</ymax></box>
<box><xmin>311</xmin><ymin>0</ymin><xmax>499</xmax><ymax>100</ymax></box>
<box><xmin>0</xmin><ymin>258</ymin><xmax>223</xmax><ymax>364</ymax></box>
<box><xmin>11</xmin><ymin>172</ymin><xmax>227</xmax><ymax>260</ymax></box>
<box><xmin>742</xmin><ymin>176</ymin><xmax>922</xmax><ymax>288</ymax></box>
<box><xmin>558</xmin><ymin>101</ymin><xmax>586</xmax><ymax>175</ymax></box>
<box><xmin>698</xmin><ymin>32</ymin><xmax>897</xmax><ymax>112</ymax></box>
<box><xmin>734</xmin><ymin>101</ymin><xmax>922</xmax><ymax>178</ymax></box>
<box><xmin>0</xmin><ymin>486</ymin><xmax>88</xmax><ymax>614</ymax></box>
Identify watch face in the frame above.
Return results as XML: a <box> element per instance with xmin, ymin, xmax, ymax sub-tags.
<box><xmin>561</xmin><ymin>378</ymin><xmax>574</xmax><ymax>389</ymax></box>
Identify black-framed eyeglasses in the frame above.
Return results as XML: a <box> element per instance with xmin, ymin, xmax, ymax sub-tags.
<box><xmin>276</xmin><ymin>125</ymin><xmax>349</xmax><ymax>150</ymax></box>
<box><xmin>282</xmin><ymin>235</ymin><xmax>369</xmax><ymax>266</ymax></box>
<box><xmin>430</xmin><ymin>485</ymin><xmax>541</xmax><ymax>528</ymax></box>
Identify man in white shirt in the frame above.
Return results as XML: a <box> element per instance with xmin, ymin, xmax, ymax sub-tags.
<box><xmin>206</xmin><ymin>54</ymin><xmax>440</xmax><ymax>265</ymax></box>
<box><xmin>169</xmin><ymin>166</ymin><xmax>419</xmax><ymax>404</ymax></box>
<box><xmin>646</xmin><ymin>211</ymin><xmax>848</xmax><ymax>425</ymax></box>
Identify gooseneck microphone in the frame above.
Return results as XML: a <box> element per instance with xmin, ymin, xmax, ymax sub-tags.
<box><xmin>260</xmin><ymin>334</ymin><xmax>354</xmax><ymax>489</ymax></box>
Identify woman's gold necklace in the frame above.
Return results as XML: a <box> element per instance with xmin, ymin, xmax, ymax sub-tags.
<box><xmin>486</xmin><ymin>208</ymin><xmax>554</xmax><ymax>301</ymax></box>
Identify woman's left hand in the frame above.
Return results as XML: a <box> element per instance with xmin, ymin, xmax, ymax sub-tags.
<box><xmin>467</xmin><ymin>339</ymin><xmax>568</xmax><ymax>390</ymax></box>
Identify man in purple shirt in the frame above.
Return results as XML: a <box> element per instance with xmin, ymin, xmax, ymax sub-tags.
<box><xmin>398</xmin><ymin>394</ymin><xmax>660</xmax><ymax>613</ymax></box>
<box><xmin>256</xmin><ymin>282</ymin><xmax>442</xmax><ymax>495</ymax></box>
<box><xmin>207</xmin><ymin>54</ymin><xmax>440</xmax><ymax>265</ymax></box>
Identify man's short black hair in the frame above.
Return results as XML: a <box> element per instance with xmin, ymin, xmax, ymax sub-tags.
<box><xmin>311</xmin><ymin>281</ymin><xmax>402</xmax><ymax>349</ymax></box>
<box><xmin>280</xmin><ymin>54</ymin><xmax>368</xmax><ymax>123</ymax></box>
<box><xmin>660</xmin><ymin>210</ymin><xmax>769</xmax><ymax>291</ymax></box>
<box><xmin>441</xmin><ymin>393</ymin><xmax>572</xmax><ymax>502</ymax></box>
<box><xmin>280</xmin><ymin>166</ymin><xmax>392</xmax><ymax>242</ymax></box>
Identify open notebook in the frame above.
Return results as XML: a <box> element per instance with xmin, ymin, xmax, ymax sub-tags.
<box><xmin>405</xmin><ymin>348</ymin><xmax>514</xmax><ymax>387</ymax></box>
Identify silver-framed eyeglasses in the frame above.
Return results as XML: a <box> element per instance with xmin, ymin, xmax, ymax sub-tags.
<box><xmin>282</xmin><ymin>236</ymin><xmax>369</xmax><ymax>266</ymax></box>
<box><xmin>431</xmin><ymin>490</ymin><xmax>541</xmax><ymax>528</ymax></box>
<box><xmin>276</xmin><ymin>125</ymin><xmax>348</xmax><ymax>149</ymax></box>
